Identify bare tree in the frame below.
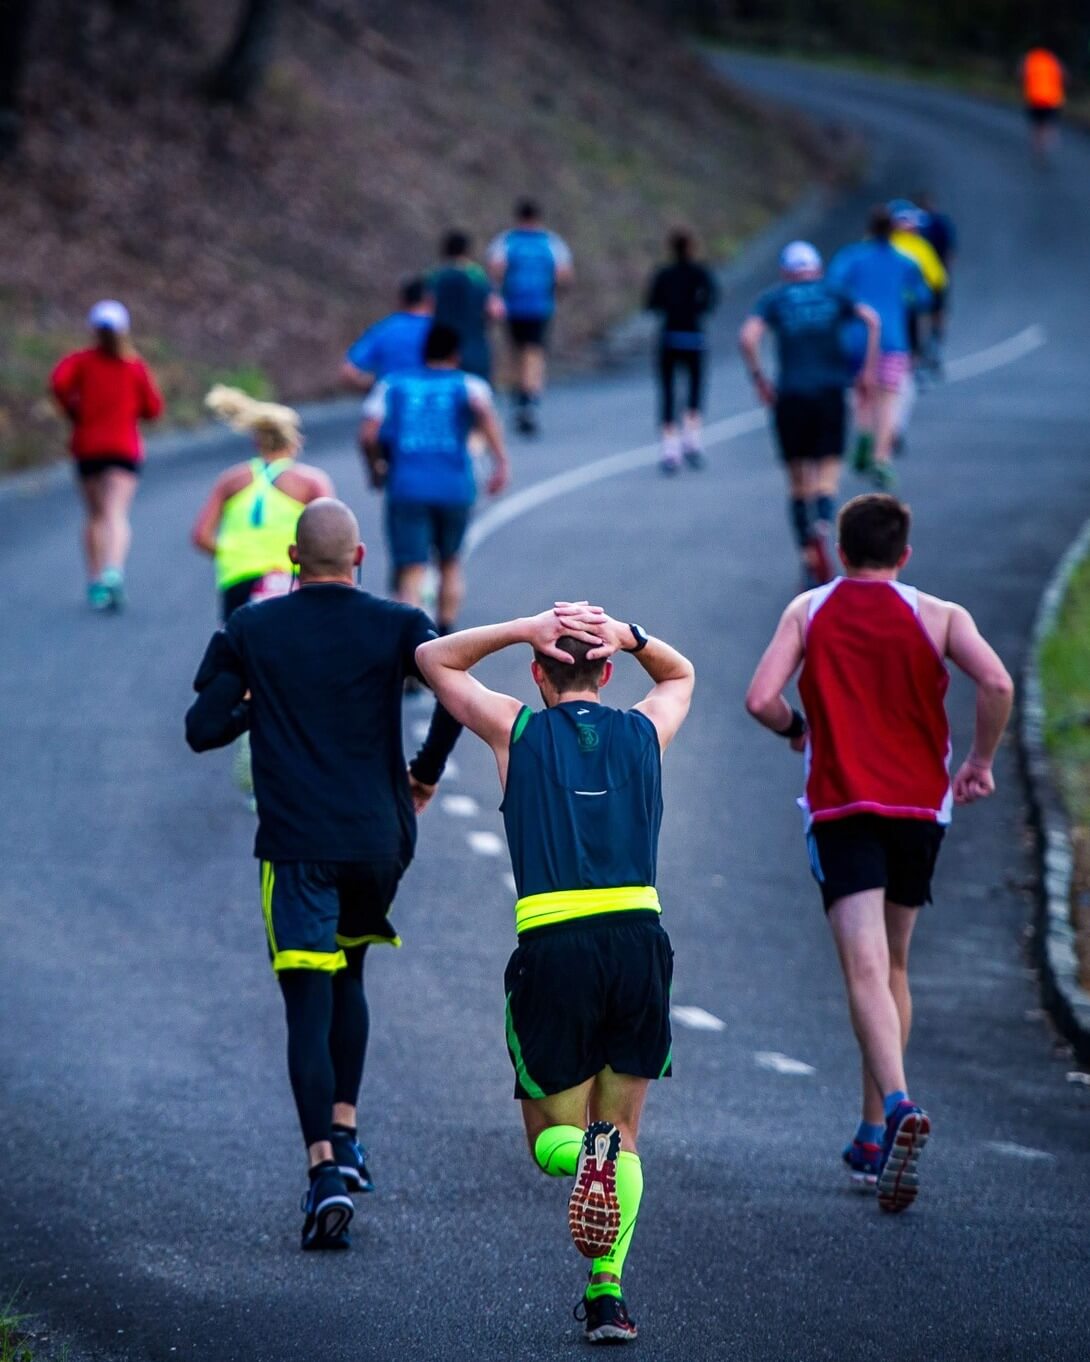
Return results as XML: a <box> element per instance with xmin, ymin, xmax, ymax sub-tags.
<box><xmin>0</xmin><ymin>0</ymin><xmax>35</xmax><ymax>156</ymax></box>
<box><xmin>206</xmin><ymin>0</ymin><xmax>284</xmax><ymax>105</ymax></box>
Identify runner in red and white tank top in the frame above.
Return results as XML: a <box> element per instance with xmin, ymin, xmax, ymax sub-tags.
<box><xmin>745</xmin><ymin>495</ymin><xmax>1013</xmax><ymax>1216</ymax></box>
<box><xmin>799</xmin><ymin>576</ymin><xmax>952</xmax><ymax>828</ymax></box>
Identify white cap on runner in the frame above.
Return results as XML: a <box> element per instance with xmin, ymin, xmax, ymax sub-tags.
<box><xmin>779</xmin><ymin>241</ymin><xmax>823</xmax><ymax>275</ymax></box>
<box><xmin>87</xmin><ymin>299</ymin><xmax>131</xmax><ymax>334</ymax></box>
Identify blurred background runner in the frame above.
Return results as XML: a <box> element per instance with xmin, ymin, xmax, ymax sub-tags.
<box><xmin>339</xmin><ymin>278</ymin><xmax>432</xmax><ymax>394</ymax></box>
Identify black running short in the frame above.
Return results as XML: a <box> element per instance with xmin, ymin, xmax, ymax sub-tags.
<box><xmin>259</xmin><ymin>858</ymin><xmax>406</xmax><ymax>973</ymax></box>
<box><xmin>773</xmin><ymin>389</ymin><xmax>846</xmax><ymax>463</ymax></box>
<box><xmin>75</xmin><ymin>455</ymin><xmax>142</xmax><ymax>478</ymax></box>
<box><xmin>1026</xmin><ymin>104</ymin><xmax>1060</xmax><ymax>125</ymax></box>
<box><xmin>503</xmin><ymin>911</ymin><xmax>673</xmax><ymax>1100</ymax></box>
<box><xmin>221</xmin><ymin>577</ymin><xmax>261</xmax><ymax>621</ymax></box>
<box><xmin>806</xmin><ymin>815</ymin><xmax>945</xmax><ymax>912</ymax></box>
<box><xmin>507</xmin><ymin>316</ymin><xmax>550</xmax><ymax>348</ymax></box>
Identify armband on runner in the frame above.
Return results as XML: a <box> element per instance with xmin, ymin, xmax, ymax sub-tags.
<box><xmin>777</xmin><ymin>707</ymin><xmax>807</xmax><ymax>741</ymax></box>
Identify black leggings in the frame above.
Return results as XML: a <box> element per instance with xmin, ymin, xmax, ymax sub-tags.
<box><xmin>658</xmin><ymin>346</ymin><xmax>704</xmax><ymax>425</ymax></box>
<box><xmin>279</xmin><ymin>945</ymin><xmax>370</xmax><ymax>1149</ymax></box>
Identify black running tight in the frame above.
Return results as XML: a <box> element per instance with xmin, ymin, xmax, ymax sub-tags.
<box><xmin>279</xmin><ymin>945</ymin><xmax>369</xmax><ymax>1149</ymax></box>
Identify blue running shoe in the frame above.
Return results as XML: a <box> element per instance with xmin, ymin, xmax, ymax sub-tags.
<box><xmin>300</xmin><ymin>1165</ymin><xmax>353</xmax><ymax>1250</ymax></box>
<box><xmin>87</xmin><ymin>580</ymin><xmax>112</xmax><ymax>612</ymax></box>
<box><xmin>842</xmin><ymin>1139</ymin><xmax>881</xmax><ymax>1190</ymax></box>
<box><xmin>877</xmin><ymin>1101</ymin><xmax>931</xmax><ymax>1214</ymax></box>
<box><xmin>332</xmin><ymin>1129</ymin><xmax>374</xmax><ymax>1194</ymax></box>
<box><xmin>100</xmin><ymin>567</ymin><xmax>125</xmax><ymax>612</ymax></box>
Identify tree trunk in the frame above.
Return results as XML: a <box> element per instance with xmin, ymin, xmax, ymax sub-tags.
<box><xmin>206</xmin><ymin>0</ymin><xmax>283</xmax><ymax>106</ymax></box>
<box><xmin>0</xmin><ymin>0</ymin><xmax>35</xmax><ymax>156</ymax></box>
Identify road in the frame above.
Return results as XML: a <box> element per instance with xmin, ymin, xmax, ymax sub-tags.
<box><xmin>2</xmin><ymin>55</ymin><xmax>1089</xmax><ymax>1362</ymax></box>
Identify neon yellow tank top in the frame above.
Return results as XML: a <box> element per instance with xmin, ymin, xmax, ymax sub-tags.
<box><xmin>215</xmin><ymin>458</ymin><xmax>304</xmax><ymax>590</ymax></box>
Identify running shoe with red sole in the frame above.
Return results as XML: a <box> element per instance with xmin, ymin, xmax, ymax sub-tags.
<box><xmin>877</xmin><ymin>1101</ymin><xmax>931</xmax><ymax>1213</ymax></box>
<box><xmin>568</xmin><ymin>1121</ymin><xmax>621</xmax><ymax>1258</ymax></box>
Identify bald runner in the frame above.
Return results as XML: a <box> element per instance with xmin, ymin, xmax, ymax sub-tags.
<box><xmin>186</xmin><ymin>497</ymin><xmax>462</xmax><ymax>1251</ymax></box>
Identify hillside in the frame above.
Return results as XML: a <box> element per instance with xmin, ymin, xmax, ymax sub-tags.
<box><xmin>0</xmin><ymin>0</ymin><xmax>845</xmax><ymax>470</ymax></box>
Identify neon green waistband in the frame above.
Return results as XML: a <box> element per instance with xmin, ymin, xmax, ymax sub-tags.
<box><xmin>515</xmin><ymin>886</ymin><xmax>660</xmax><ymax>935</ymax></box>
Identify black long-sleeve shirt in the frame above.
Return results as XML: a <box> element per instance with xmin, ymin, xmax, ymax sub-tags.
<box><xmin>645</xmin><ymin>260</ymin><xmax>719</xmax><ymax>345</ymax></box>
<box><xmin>186</xmin><ymin>583</ymin><xmax>461</xmax><ymax>863</ymax></box>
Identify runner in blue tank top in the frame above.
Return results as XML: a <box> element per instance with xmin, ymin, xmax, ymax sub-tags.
<box><xmin>487</xmin><ymin>199</ymin><xmax>573</xmax><ymax>435</ymax></box>
<box><xmin>360</xmin><ymin>323</ymin><xmax>509</xmax><ymax>634</ymax></box>
<box><xmin>417</xmin><ymin>602</ymin><xmax>694</xmax><ymax>1346</ymax></box>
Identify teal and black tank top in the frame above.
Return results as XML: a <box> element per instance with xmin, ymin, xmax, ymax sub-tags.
<box><xmin>501</xmin><ymin>702</ymin><xmax>663</xmax><ymax>934</ymax></box>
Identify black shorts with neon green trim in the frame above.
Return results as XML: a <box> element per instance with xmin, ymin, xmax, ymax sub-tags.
<box><xmin>503</xmin><ymin>910</ymin><xmax>673</xmax><ymax>1100</ymax></box>
<box><xmin>260</xmin><ymin>858</ymin><xmax>405</xmax><ymax>973</ymax></box>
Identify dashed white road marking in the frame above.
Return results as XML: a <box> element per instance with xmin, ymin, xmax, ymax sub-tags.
<box><xmin>986</xmin><ymin>1141</ymin><xmax>1056</xmax><ymax>1162</ymax></box>
<box><xmin>441</xmin><ymin>794</ymin><xmax>479</xmax><ymax>818</ymax></box>
<box><xmin>755</xmin><ymin>1051</ymin><xmax>816</xmax><ymax>1076</ymax></box>
<box><xmin>467</xmin><ymin>830</ymin><xmax>504</xmax><ymax>857</ymax></box>
<box><xmin>670</xmin><ymin>1005</ymin><xmax>727</xmax><ymax>1032</ymax></box>
<box><xmin>464</xmin><ymin>325</ymin><xmax>1046</xmax><ymax>559</ymax></box>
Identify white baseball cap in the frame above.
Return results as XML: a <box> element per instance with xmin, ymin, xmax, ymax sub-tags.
<box><xmin>87</xmin><ymin>299</ymin><xmax>131</xmax><ymax>333</ymax></box>
<box><xmin>779</xmin><ymin>241</ymin><xmax>823</xmax><ymax>275</ymax></box>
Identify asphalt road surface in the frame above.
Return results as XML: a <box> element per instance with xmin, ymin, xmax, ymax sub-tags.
<box><xmin>3</xmin><ymin>56</ymin><xmax>1089</xmax><ymax>1362</ymax></box>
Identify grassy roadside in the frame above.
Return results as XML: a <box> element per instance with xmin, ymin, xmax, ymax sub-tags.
<box><xmin>0</xmin><ymin>1299</ymin><xmax>67</xmax><ymax>1362</ymax></box>
<box><xmin>1038</xmin><ymin>551</ymin><xmax>1090</xmax><ymax>992</ymax></box>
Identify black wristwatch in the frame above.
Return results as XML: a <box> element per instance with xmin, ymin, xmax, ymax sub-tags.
<box><xmin>626</xmin><ymin>623</ymin><xmax>649</xmax><ymax>654</ymax></box>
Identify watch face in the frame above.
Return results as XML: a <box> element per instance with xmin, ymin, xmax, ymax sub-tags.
<box><xmin>630</xmin><ymin>624</ymin><xmax>648</xmax><ymax>650</ymax></box>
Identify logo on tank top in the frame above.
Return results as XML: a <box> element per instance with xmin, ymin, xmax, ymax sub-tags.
<box><xmin>576</xmin><ymin>724</ymin><xmax>599</xmax><ymax>752</ymax></box>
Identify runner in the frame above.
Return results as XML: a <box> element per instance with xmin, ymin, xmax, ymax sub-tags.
<box><xmin>487</xmin><ymin>200</ymin><xmax>574</xmax><ymax>435</ymax></box>
<box><xmin>191</xmin><ymin>386</ymin><xmax>334</xmax><ymax>804</ymax></box>
<box><xmin>744</xmin><ymin>493</ymin><xmax>1013</xmax><ymax>1213</ymax></box>
<box><xmin>192</xmin><ymin>386</ymin><xmax>333</xmax><ymax>620</ymax></box>
<box><xmin>426</xmin><ymin>230</ymin><xmax>504</xmax><ymax>382</ymax></box>
<box><xmin>416</xmin><ymin>602</ymin><xmax>694</xmax><ymax>1344</ymax></box>
<box><xmin>645</xmin><ymin>228</ymin><xmax>719</xmax><ymax>475</ymax></box>
<box><xmin>1020</xmin><ymin>46</ymin><xmax>1065</xmax><ymax>161</ymax></box>
<box><xmin>888</xmin><ymin>200</ymin><xmax>948</xmax><ymax>408</ymax></box>
<box><xmin>739</xmin><ymin>241</ymin><xmax>879</xmax><ymax>587</ymax></box>
<box><xmin>359</xmin><ymin>322</ymin><xmax>509</xmax><ymax>635</ymax></box>
<box><xmin>915</xmin><ymin>191</ymin><xmax>958</xmax><ymax>375</ymax></box>
<box><xmin>339</xmin><ymin>277</ymin><xmax>432</xmax><ymax>394</ymax></box>
<box><xmin>828</xmin><ymin>207</ymin><xmax>930</xmax><ymax>490</ymax></box>
<box><xmin>185</xmin><ymin>498</ymin><xmax>462</xmax><ymax>1250</ymax></box>
<box><xmin>49</xmin><ymin>300</ymin><xmax>164</xmax><ymax>611</ymax></box>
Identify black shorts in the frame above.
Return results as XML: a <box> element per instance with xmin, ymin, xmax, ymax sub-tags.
<box><xmin>1026</xmin><ymin>104</ymin><xmax>1060</xmax><ymax>125</ymax></box>
<box><xmin>385</xmin><ymin>499</ymin><xmax>471</xmax><ymax>568</ymax></box>
<box><xmin>657</xmin><ymin>346</ymin><xmax>705</xmax><ymax>425</ymax></box>
<box><xmin>773</xmin><ymin>389</ymin><xmax>846</xmax><ymax>463</ymax></box>
<box><xmin>503</xmin><ymin>911</ymin><xmax>673</xmax><ymax>1100</ymax></box>
<box><xmin>806</xmin><ymin>815</ymin><xmax>945</xmax><ymax>912</ymax></box>
<box><xmin>507</xmin><ymin>316</ymin><xmax>550</xmax><ymax>348</ymax></box>
<box><xmin>221</xmin><ymin>578</ymin><xmax>261</xmax><ymax>620</ymax></box>
<box><xmin>75</xmin><ymin>455</ymin><xmax>141</xmax><ymax>479</ymax></box>
<box><xmin>259</xmin><ymin>857</ymin><xmax>406</xmax><ymax>973</ymax></box>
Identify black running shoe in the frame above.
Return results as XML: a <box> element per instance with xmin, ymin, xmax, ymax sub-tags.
<box><xmin>682</xmin><ymin>447</ymin><xmax>705</xmax><ymax>470</ymax></box>
<box><xmin>332</xmin><ymin>1129</ymin><xmax>374</xmax><ymax>1194</ymax></box>
<box><xmin>574</xmin><ymin>1292</ymin><xmax>638</xmax><ymax>1345</ymax></box>
<box><xmin>300</xmin><ymin>1165</ymin><xmax>353</xmax><ymax>1250</ymax></box>
<box><xmin>568</xmin><ymin>1121</ymin><xmax>621</xmax><ymax>1259</ymax></box>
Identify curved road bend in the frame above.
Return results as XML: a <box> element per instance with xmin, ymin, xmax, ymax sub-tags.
<box><xmin>1</xmin><ymin>55</ymin><xmax>1088</xmax><ymax>1362</ymax></box>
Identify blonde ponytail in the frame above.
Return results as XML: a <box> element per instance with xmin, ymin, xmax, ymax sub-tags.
<box><xmin>205</xmin><ymin>385</ymin><xmax>301</xmax><ymax>454</ymax></box>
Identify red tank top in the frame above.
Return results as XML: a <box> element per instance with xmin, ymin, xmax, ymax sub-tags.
<box><xmin>798</xmin><ymin>578</ymin><xmax>952</xmax><ymax>827</ymax></box>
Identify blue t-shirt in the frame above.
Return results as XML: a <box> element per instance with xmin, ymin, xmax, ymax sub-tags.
<box><xmin>345</xmin><ymin>311</ymin><xmax>431</xmax><ymax>379</ymax></box>
<box><xmin>487</xmin><ymin>228</ymin><xmax>572</xmax><ymax>320</ymax></box>
<box><xmin>752</xmin><ymin>279</ymin><xmax>858</xmax><ymax>394</ymax></box>
<box><xmin>364</xmin><ymin>367</ymin><xmax>492</xmax><ymax>506</ymax></box>
<box><xmin>827</xmin><ymin>241</ymin><xmax>929</xmax><ymax>355</ymax></box>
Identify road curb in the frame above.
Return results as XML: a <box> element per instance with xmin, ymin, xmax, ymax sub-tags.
<box><xmin>1020</xmin><ymin>517</ymin><xmax>1090</xmax><ymax>1067</ymax></box>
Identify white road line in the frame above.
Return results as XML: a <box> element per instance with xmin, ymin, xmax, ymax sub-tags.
<box><xmin>754</xmin><ymin>1051</ymin><xmax>816</xmax><ymax>1076</ymax></box>
<box><xmin>943</xmin><ymin>324</ymin><xmax>1046</xmax><ymax>382</ymax></box>
<box><xmin>441</xmin><ymin>794</ymin><xmax>479</xmax><ymax>818</ymax></box>
<box><xmin>410</xmin><ymin>721</ymin><xmax>430</xmax><ymax>743</ymax></box>
<box><xmin>465</xmin><ymin>325</ymin><xmax>1046</xmax><ymax>558</ymax></box>
<box><xmin>985</xmin><ymin>1140</ymin><xmax>1056</xmax><ymax>1161</ymax></box>
<box><xmin>670</xmin><ymin>1005</ymin><xmax>727</xmax><ymax>1032</ymax></box>
<box><xmin>503</xmin><ymin>871</ymin><xmax>518</xmax><ymax>894</ymax></box>
<box><xmin>467</xmin><ymin>830</ymin><xmax>504</xmax><ymax>857</ymax></box>
<box><xmin>1066</xmin><ymin>1070</ymin><xmax>1090</xmax><ymax>1086</ymax></box>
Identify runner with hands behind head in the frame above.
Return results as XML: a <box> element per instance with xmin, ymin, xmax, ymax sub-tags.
<box><xmin>416</xmin><ymin>602</ymin><xmax>693</xmax><ymax>1346</ymax></box>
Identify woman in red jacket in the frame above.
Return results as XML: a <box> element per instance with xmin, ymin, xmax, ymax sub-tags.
<box><xmin>50</xmin><ymin>301</ymin><xmax>164</xmax><ymax>611</ymax></box>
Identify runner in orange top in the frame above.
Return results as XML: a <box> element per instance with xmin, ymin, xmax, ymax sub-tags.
<box><xmin>1021</xmin><ymin>48</ymin><xmax>1065</xmax><ymax>159</ymax></box>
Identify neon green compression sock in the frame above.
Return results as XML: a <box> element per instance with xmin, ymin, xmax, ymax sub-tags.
<box><xmin>534</xmin><ymin>1125</ymin><xmax>583</xmax><ymax>1177</ymax></box>
<box><xmin>586</xmin><ymin>1150</ymin><xmax>643</xmax><ymax>1300</ymax></box>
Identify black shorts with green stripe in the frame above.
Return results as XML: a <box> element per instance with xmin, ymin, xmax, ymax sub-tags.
<box><xmin>259</xmin><ymin>858</ymin><xmax>405</xmax><ymax>973</ymax></box>
<box><xmin>503</xmin><ymin>910</ymin><xmax>673</xmax><ymax>1100</ymax></box>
